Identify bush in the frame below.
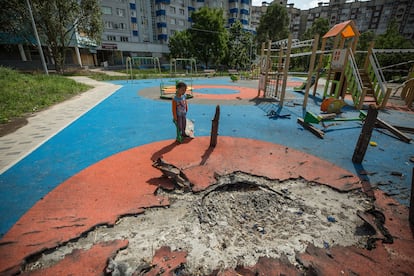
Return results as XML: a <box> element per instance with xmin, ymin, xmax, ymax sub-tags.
<box><xmin>0</xmin><ymin>67</ymin><xmax>91</xmax><ymax>123</ymax></box>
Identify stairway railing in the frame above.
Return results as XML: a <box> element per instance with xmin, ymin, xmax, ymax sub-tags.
<box><xmin>345</xmin><ymin>48</ymin><xmax>366</xmax><ymax>109</ymax></box>
<box><xmin>366</xmin><ymin>49</ymin><xmax>392</xmax><ymax>108</ymax></box>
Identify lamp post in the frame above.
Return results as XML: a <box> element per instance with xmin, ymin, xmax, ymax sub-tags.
<box><xmin>26</xmin><ymin>0</ymin><xmax>48</xmax><ymax>75</ymax></box>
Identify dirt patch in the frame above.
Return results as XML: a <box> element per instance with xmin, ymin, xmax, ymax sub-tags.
<box><xmin>24</xmin><ymin>172</ymin><xmax>374</xmax><ymax>275</ymax></box>
<box><xmin>0</xmin><ymin>117</ymin><xmax>28</xmax><ymax>137</ymax></box>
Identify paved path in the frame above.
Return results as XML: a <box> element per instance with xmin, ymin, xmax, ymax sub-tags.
<box><xmin>0</xmin><ymin>77</ymin><xmax>121</xmax><ymax>174</ymax></box>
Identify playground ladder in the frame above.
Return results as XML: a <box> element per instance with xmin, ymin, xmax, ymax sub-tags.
<box><xmin>344</xmin><ymin>49</ymin><xmax>366</xmax><ymax>109</ymax></box>
<box><xmin>323</xmin><ymin>48</ymin><xmax>366</xmax><ymax>109</ymax></box>
<box><xmin>365</xmin><ymin>49</ymin><xmax>392</xmax><ymax>108</ymax></box>
<box><xmin>335</xmin><ymin>48</ymin><xmax>391</xmax><ymax>109</ymax></box>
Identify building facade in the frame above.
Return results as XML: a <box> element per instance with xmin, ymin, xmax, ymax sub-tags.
<box><xmin>298</xmin><ymin>0</ymin><xmax>414</xmax><ymax>40</ymax></box>
<box><xmin>250</xmin><ymin>0</ymin><xmax>414</xmax><ymax>41</ymax></box>
<box><xmin>98</xmin><ymin>0</ymin><xmax>256</xmax><ymax>66</ymax></box>
<box><xmin>1</xmin><ymin>0</ymin><xmax>412</xmax><ymax>70</ymax></box>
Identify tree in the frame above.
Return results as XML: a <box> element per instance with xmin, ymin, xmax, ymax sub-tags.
<box><xmin>0</xmin><ymin>0</ymin><xmax>33</xmax><ymax>43</ymax></box>
<box><xmin>0</xmin><ymin>0</ymin><xmax>102</xmax><ymax>73</ymax></box>
<box><xmin>374</xmin><ymin>20</ymin><xmax>414</xmax><ymax>80</ymax></box>
<box><xmin>375</xmin><ymin>20</ymin><xmax>413</xmax><ymax>49</ymax></box>
<box><xmin>224</xmin><ymin>21</ymin><xmax>254</xmax><ymax>70</ymax></box>
<box><xmin>188</xmin><ymin>7</ymin><xmax>228</xmax><ymax>68</ymax></box>
<box><xmin>355</xmin><ymin>31</ymin><xmax>376</xmax><ymax>67</ymax></box>
<box><xmin>302</xmin><ymin>18</ymin><xmax>329</xmax><ymax>42</ymax></box>
<box><xmin>255</xmin><ymin>3</ymin><xmax>289</xmax><ymax>45</ymax></box>
<box><xmin>357</xmin><ymin>31</ymin><xmax>376</xmax><ymax>51</ymax></box>
<box><xmin>168</xmin><ymin>30</ymin><xmax>192</xmax><ymax>59</ymax></box>
<box><xmin>292</xmin><ymin>18</ymin><xmax>329</xmax><ymax>71</ymax></box>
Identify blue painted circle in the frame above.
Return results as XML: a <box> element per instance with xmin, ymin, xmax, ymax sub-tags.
<box><xmin>194</xmin><ymin>88</ymin><xmax>239</xmax><ymax>95</ymax></box>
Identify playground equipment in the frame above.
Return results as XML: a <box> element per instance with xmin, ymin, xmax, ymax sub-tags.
<box><xmin>258</xmin><ymin>34</ymin><xmax>320</xmax><ymax>108</ymax></box>
<box><xmin>160</xmin><ymin>58</ymin><xmax>197</xmax><ymax>99</ymax></box>
<box><xmin>169</xmin><ymin>58</ymin><xmax>197</xmax><ymax>75</ymax></box>
<box><xmin>160</xmin><ymin>79</ymin><xmax>194</xmax><ymax>100</ymax></box>
<box><xmin>320</xmin><ymin>97</ymin><xmax>347</xmax><ymax>113</ymax></box>
<box><xmin>400</xmin><ymin>78</ymin><xmax>414</xmax><ymax>108</ymax></box>
<box><xmin>315</xmin><ymin>20</ymin><xmax>394</xmax><ymax>110</ymax></box>
<box><xmin>294</xmin><ymin>75</ymin><xmax>316</xmax><ymax>92</ymax></box>
<box><xmin>125</xmin><ymin>56</ymin><xmax>161</xmax><ymax>81</ymax></box>
<box><xmin>297</xmin><ymin>110</ymin><xmax>363</xmax><ymax>139</ymax></box>
<box><xmin>303</xmin><ymin>110</ymin><xmax>364</xmax><ymax>124</ymax></box>
<box><xmin>258</xmin><ymin>35</ymin><xmax>293</xmax><ymax>103</ymax></box>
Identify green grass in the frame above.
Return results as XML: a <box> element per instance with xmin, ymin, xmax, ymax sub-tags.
<box><xmin>0</xmin><ymin>67</ymin><xmax>91</xmax><ymax>124</ymax></box>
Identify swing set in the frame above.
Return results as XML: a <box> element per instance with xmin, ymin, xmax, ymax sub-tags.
<box><xmin>125</xmin><ymin>56</ymin><xmax>161</xmax><ymax>81</ymax></box>
<box><xmin>160</xmin><ymin>58</ymin><xmax>197</xmax><ymax>99</ymax></box>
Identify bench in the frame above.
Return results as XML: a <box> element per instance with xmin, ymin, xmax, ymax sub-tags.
<box><xmin>204</xmin><ymin>69</ymin><xmax>216</xmax><ymax>77</ymax></box>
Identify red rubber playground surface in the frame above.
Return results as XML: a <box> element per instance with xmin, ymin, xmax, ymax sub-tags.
<box><xmin>0</xmin><ymin>77</ymin><xmax>413</xmax><ymax>274</ymax></box>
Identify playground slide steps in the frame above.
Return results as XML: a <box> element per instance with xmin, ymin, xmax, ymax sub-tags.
<box><xmin>359</xmin><ymin>69</ymin><xmax>375</xmax><ymax>96</ymax></box>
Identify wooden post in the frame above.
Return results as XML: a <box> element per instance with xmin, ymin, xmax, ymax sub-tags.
<box><xmin>258</xmin><ymin>42</ymin><xmax>266</xmax><ymax>96</ymax></box>
<box><xmin>303</xmin><ymin>34</ymin><xmax>319</xmax><ymax>109</ymax></box>
<box><xmin>263</xmin><ymin>40</ymin><xmax>272</xmax><ymax>97</ymax></box>
<box><xmin>352</xmin><ymin>105</ymin><xmax>378</xmax><ymax>163</ymax></box>
<box><xmin>275</xmin><ymin>44</ymin><xmax>283</xmax><ymax>98</ymax></box>
<box><xmin>364</xmin><ymin>41</ymin><xmax>375</xmax><ymax>72</ymax></box>
<box><xmin>279</xmin><ymin>34</ymin><xmax>292</xmax><ymax>107</ymax></box>
<box><xmin>410</xmin><ymin>167</ymin><xmax>414</xmax><ymax>228</ymax></box>
<box><xmin>210</xmin><ymin>105</ymin><xmax>220</xmax><ymax>147</ymax></box>
<box><xmin>380</xmin><ymin>87</ymin><xmax>392</xmax><ymax>109</ymax></box>
<box><xmin>313</xmin><ymin>38</ymin><xmax>326</xmax><ymax>96</ymax></box>
<box><xmin>337</xmin><ymin>48</ymin><xmax>349</xmax><ymax>99</ymax></box>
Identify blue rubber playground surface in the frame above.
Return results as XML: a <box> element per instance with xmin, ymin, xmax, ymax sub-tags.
<box><xmin>1</xmin><ymin>76</ymin><xmax>413</xmax><ymax>237</ymax></box>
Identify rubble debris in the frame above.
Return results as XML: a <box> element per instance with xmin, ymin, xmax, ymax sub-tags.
<box><xmin>152</xmin><ymin>158</ymin><xmax>192</xmax><ymax>191</ymax></box>
<box><xmin>23</xmin><ymin>172</ymin><xmax>380</xmax><ymax>275</ymax></box>
<box><xmin>356</xmin><ymin>208</ymin><xmax>393</xmax><ymax>249</ymax></box>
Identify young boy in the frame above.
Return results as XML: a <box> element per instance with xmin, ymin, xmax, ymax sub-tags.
<box><xmin>172</xmin><ymin>82</ymin><xmax>188</xmax><ymax>140</ymax></box>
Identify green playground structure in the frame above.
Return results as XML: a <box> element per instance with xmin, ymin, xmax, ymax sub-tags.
<box><xmin>303</xmin><ymin>110</ymin><xmax>365</xmax><ymax>124</ymax></box>
<box><xmin>294</xmin><ymin>75</ymin><xmax>316</xmax><ymax>92</ymax></box>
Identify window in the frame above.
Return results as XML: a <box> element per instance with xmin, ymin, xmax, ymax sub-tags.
<box><xmin>104</xmin><ymin>21</ymin><xmax>114</xmax><ymax>29</ymax></box>
<box><xmin>120</xmin><ymin>36</ymin><xmax>129</xmax><ymax>42</ymax></box>
<box><xmin>170</xmin><ymin>18</ymin><xmax>176</xmax><ymax>24</ymax></box>
<box><xmin>117</xmin><ymin>8</ymin><xmax>125</xmax><ymax>17</ymax></box>
<box><xmin>102</xmin><ymin>6</ymin><xmax>112</xmax><ymax>15</ymax></box>
<box><xmin>119</xmin><ymin>23</ymin><xmax>127</xmax><ymax>30</ymax></box>
<box><xmin>107</xmin><ymin>35</ymin><xmax>116</xmax><ymax>41</ymax></box>
<box><xmin>179</xmin><ymin>8</ymin><xmax>185</xmax><ymax>15</ymax></box>
<box><xmin>170</xmin><ymin>6</ymin><xmax>176</xmax><ymax>13</ymax></box>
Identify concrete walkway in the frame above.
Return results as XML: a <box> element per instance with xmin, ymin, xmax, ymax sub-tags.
<box><xmin>0</xmin><ymin>77</ymin><xmax>121</xmax><ymax>174</ymax></box>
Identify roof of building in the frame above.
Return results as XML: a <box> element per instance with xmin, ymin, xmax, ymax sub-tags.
<box><xmin>323</xmin><ymin>20</ymin><xmax>360</xmax><ymax>39</ymax></box>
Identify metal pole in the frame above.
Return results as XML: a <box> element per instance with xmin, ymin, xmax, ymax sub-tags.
<box><xmin>26</xmin><ymin>0</ymin><xmax>48</xmax><ymax>75</ymax></box>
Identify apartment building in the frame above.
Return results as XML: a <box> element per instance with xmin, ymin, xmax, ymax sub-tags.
<box><xmin>98</xmin><ymin>0</ymin><xmax>256</xmax><ymax>66</ymax></box>
<box><xmin>1</xmin><ymin>0</ymin><xmax>412</xmax><ymax>69</ymax></box>
<box><xmin>298</xmin><ymin>0</ymin><xmax>414</xmax><ymax>40</ymax></box>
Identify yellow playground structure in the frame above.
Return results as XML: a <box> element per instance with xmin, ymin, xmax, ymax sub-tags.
<box><xmin>258</xmin><ymin>20</ymin><xmax>401</xmax><ymax>110</ymax></box>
